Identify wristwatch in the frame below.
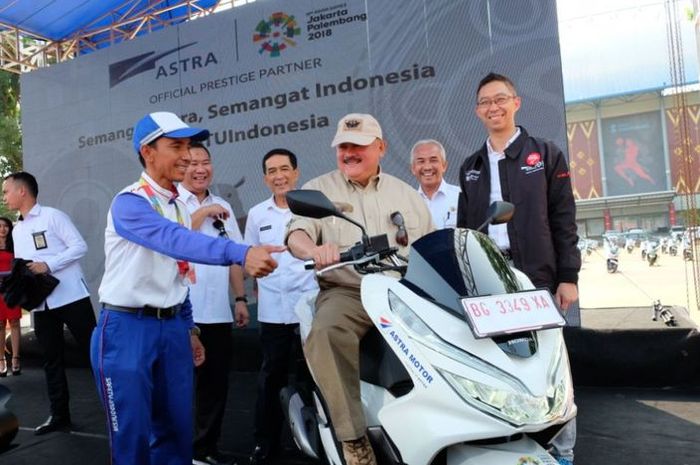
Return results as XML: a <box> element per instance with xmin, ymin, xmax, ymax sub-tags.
<box><xmin>189</xmin><ymin>325</ymin><xmax>201</xmax><ymax>337</ymax></box>
<box><xmin>235</xmin><ymin>296</ymin><xmax>248</xmax><ymax>304</ymax></box>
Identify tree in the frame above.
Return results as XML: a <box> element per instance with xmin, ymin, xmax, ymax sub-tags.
<box><xmin>0</xmin><ymin>70</ymin><xmax>22</xmax><ymax>218</ymax></box>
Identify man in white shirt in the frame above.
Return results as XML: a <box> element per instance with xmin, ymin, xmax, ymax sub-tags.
<box><xmin>244</xmin><ymin>148</ymin><xmax>318</xmax><ymax>465</ymax></box>
<box><xmin>2</xmin><ymin>171</ymin><xmax>96</xmax><ymax>435</ymax></box>
<box><xmin>178</xmin><ymin>142</ymin><xmax>248</xmax><ymax>465</ymax></box>
<box><xmin>91</xmin><ymin>111</ymin><xmax>282</xmax><ymax>465</ymax></box>
<box><xmin>410</xmin><ymin>139</ymin><xmax>460</xmax><ymax>228</ymax></box>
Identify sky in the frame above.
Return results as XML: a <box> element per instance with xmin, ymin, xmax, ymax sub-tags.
<box><xmin>556</xmin><ymin>0</ymin><xmax>699</xmax><ymax>102</ymax></box>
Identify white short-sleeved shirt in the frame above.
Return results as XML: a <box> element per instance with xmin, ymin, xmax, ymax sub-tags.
<box><xmin>178</xmin><ymin>185</ymin><xmax>243</xmax><ymax>324</ymax></box>
<box><xmin>244</xmin><ymin>197</ymin><xmax>318</xmax><ymax>324</ymax></box>
<box><xmin>417</xmin><ymin>179</ymin><xmax>461</xmax><ymax>229</ymax></box>
<box><xmin>13</xmin><ymin>204</ymin><xmax>90</xmax><ymax>310</ymax></box>
<box><xmin>100</xmin><ymin>173</ymin><xmax>193</xmax><ymax>309</ymax></box>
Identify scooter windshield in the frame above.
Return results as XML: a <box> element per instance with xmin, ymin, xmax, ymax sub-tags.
<box><xmin>402</xmin><ymin>228</ymin><xmax>521</xmax><ymax>314</ymax></box>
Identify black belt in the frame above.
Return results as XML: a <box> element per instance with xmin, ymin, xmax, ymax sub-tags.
<box><xmin>500</xmin><ymin>249</ymin><xmax>513</xmax><ymax>261</ymax></box>
<box><xmin>102</xmin><ymin>303</ymin><xmax>182</xmax><ymax>319</ymax></box>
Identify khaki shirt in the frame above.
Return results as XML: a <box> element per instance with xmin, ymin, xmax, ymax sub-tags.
<box><xmin>286</xmin><ymin>169</ymin><xmax>434</xmax><ymax>288</ymax></box>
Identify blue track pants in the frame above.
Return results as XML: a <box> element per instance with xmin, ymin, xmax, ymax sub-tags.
<box><xmin>90</xmin><ymin>308</ymin><xmax>193</xmax><ymax>465</ymax></box>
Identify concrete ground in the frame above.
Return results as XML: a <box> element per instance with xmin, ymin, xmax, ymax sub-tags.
<box><xmin>578</xmin><ymin>245</ymin><xmax>699</xmax><ymax>323</ymax></box>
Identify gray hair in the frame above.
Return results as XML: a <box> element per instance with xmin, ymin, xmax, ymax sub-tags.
<box><xmin>410</xmin><ymin>139</ymin><xmax>447</xmax><ymax>165</ymax></box>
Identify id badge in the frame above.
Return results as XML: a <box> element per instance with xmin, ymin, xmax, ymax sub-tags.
<box><xmin>32</xmin><ymin>231</ymin><xmax>48</xmax><ymax>250</ymax></box>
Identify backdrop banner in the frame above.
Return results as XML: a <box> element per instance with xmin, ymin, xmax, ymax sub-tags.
<box><xmin>20</xmin><ymin>0</ymin><xmax>568</xmax><ymax>318</ymax></box>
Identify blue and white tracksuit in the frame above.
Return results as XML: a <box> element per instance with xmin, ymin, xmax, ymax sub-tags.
<box><xmin>90</xmin><ymin>173</ymin><xmax>249</xmax><ymax>465</ymax></box>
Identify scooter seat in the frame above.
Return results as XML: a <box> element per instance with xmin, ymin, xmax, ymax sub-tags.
<box><xmin>295</xmin><ymin>290</ymin><xmax>320</xmax><ymax>343</ymax></box>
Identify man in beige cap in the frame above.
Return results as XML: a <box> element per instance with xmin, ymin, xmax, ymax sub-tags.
<box><xmin>286</xmin><ymin>113</ymin><xmax>433</xmax><ymax>465</ymax></box>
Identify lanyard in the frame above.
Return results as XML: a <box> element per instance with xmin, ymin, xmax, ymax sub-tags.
<box><xmin>138</xmin><ymin>177</ymin><xmax>192</xmax><ymax>281</ymax></box>
<box><xmin>139</xmin><ymin>178</ymin><xmax>184</xmax><ymax>225</ymax></box>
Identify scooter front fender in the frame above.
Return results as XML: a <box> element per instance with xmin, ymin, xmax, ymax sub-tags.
<box><xmin>447</xmin><ymin>435</ymin><xmax>558</xmax><ymax>465</ymax></box>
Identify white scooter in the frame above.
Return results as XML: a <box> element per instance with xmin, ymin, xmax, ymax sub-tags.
<box><xmin>645</xmin><ymin>241</ymin><xmax>660</xmax><ymax>266</ymax></box>
<box><xmin>605</xmin><ymin>240</ymin><xmax>620</xmax><ymax>273</ymax></box>
<box><xmin>281</xmin><ymin>190</ymin><xmax>576</xmax><ymax>465</ymax></box>
<box><xmin>682</xmin><ymin>237</ymin><xmax>693</xmax><ymax>261</ymax></box>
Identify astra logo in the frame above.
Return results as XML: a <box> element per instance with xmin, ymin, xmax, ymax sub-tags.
<box><xmin>108</xmin><ymin>42</ymin><xmax>217</xmax><ymax>88</ymax></box>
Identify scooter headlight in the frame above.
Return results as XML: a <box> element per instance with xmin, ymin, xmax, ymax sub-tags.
<box><xmin>387</xmin><ymin>289</ymin><xmax>572</xmax><ymax>427</ymax></box>
<box><xmin>438</xmin><ymin>368</ymin><xmax>569</xmax><ymax>426</ymax></box>
<box><xmin>438</xmin><ymin>335</ymin><xmax>571</xmax><ymax>426</ymax></box>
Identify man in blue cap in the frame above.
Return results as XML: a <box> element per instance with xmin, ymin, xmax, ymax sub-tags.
<box><xmin>90</xmin><ymin>112</ymin><xmax>283</xmax><ymax>465</ymax></box>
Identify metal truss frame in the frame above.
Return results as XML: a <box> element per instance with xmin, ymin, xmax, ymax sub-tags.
<box><xmin>0</xmin><ymin>0</ymin><xmax>238</xmax><ymax>74</ymax></box>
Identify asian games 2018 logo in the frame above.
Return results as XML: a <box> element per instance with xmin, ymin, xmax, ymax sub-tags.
<box><xmin>253</xmin><ymin>12</ymin><xmax>301</xmax><ymax>57</ymax></box>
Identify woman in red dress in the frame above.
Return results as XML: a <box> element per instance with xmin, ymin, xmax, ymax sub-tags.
<box><xmin>0</xmin><ymin>216</ymin><xmax>20</xmax><ymax>376</ymax></box>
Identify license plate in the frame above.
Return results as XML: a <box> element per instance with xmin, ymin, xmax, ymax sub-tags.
<box><xmin>459</xmin><ymin>289</ymin><xmax>565</xmax><ymax>338</ymax></box>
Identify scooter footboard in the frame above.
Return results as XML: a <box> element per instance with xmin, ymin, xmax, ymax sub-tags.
<box><xmin>447</xmin><ymin>435</ymin><xmax>558</xmax><ymax>465</ymax></box>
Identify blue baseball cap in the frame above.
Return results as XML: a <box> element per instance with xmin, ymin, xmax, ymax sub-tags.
<box><xmin>133</xmin><ymin>111</ymin><xmax>209</xmax><ymax>154</ymax></box>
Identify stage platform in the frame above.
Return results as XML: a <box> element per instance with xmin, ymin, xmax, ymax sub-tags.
<box><xmin>0</xmin><ymin>306</ymin><xmax>698</xmax><ymax>465</ymax></box>
<box><xmin>568</xmin><ymin>305</ymin><xmax>700</xmax><ymax>387</ymax></box>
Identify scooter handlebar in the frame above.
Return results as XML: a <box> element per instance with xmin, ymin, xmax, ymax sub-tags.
<box><xmin>303</xmin><ymin>235</ymin><xmax>402</xmax><ymax>275</ymax></box>
<box><xmin>303</xmin><ymin>249</ymin><xmax>356</xmax><ymax>270</ymax></box>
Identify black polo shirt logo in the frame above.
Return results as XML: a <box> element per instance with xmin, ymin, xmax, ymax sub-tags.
<box><xmin>521</xmin><ymin>152</ymin><xmax>544</xmax><ymax>175</ymax></box>
<box><xmin>464</xmin><ymin>170</ymin><xmax>480</xmax><ymax>182</ymax></box>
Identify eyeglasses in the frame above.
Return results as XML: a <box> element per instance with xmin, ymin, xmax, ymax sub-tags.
<box><xmin>476</xmin><ymin>95</ymin><xmax>516</xmax><ymax>108</ymax></box>
<box><xmin>390</xmin><ymin>211</ymin><xmax>408</xmax><ymax>247</ymax></box>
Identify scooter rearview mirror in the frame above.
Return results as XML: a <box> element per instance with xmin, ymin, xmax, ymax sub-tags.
<box><xmin>286</xmin><ymin>189</ymin><xmax>340</xmax><ymax>219</ymax></box>
<box><xmin>476</xmin><ymin>201</ymin><xmax>515</xmax><ymax>232</ymax></box>
<box><xmin>286</xmin><ymin>189</ymin><xmax>370</xmax><ymax>246</ymax></box>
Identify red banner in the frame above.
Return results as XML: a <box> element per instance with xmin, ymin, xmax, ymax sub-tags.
<box><xmin>603</xmin><ymin>208</ymin><xmax>612</xmax><ymax>230</ymax></box>
<box><xmin>669</xmin><ymin>203</ymin><xmax>676</xmax><ymax>226</ymax></box>
<box><xmin>566</xmin><ymin>120</ymin><xmax>603</xmax><ymax>199</ymax></box>
<box><xmin>665</xmin><ymin>105</ymin><xmax>700</xmax><ymax>194</ymax></box>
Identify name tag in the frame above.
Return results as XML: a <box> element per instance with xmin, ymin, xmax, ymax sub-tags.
<box><xmin>259</xmin><ymin>224</ymin><xmax>272</xmax><ymax>232</ymax></box>
<box><xmin>32</xmin><ymin>231</ymin><xmax>48</xmax><ymax>250</ymax></box>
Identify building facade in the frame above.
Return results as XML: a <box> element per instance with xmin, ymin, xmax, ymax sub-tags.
<box><xmin>566</xmin><ymin>90</ymin><xmax>699</xmax><ymax>237</ymax></box>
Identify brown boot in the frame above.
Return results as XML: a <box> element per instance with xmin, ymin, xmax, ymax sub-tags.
<box><xmin>341</xmin><ymin>435</ymin><xmax>377</xmax><ymax>465</ymax></box>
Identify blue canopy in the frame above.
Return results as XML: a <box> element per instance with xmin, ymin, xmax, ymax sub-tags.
<box><xmin>0</xmin><ymin>0</ymin><xmax>217</xmax><ymax>43</ymax></box>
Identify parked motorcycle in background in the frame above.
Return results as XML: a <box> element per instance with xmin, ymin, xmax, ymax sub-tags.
<box><xmin>283</xmin><ymin>190</ymin><xmax>576</xmax><ymax>465</ymax></box>
<box><xmin>605</xmin><ymin>239</ymin><xmax>620</xmax><ymax>273</ymax></box>
<box><xmin>645</xmin><ymin>240</ymin><xmax>660</xmax><ymax>266</ymax></box>
<box><xmin>625</xmin><ymin>237</ymin><xmax>635</xmax><ymax>254</ymax></box>
<box><xmin>576</xmin><ymin>237</ymin><xmax>592</xmax><ymax>261</ymax></box>
<box><xmin>682</xmin><ymin>236</ymin><xmax>693</xmax><ymax>261</ymax></box>
<box><xmin>669</xmin><ymin>238</ymin><xmax>678</xmax><ymax>257</ymax></box>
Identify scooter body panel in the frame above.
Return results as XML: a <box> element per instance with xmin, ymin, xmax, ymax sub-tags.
<box><xmin>359</xmin><ymin>274</ymin><xmax>575</xmax><ymax>465</ymax></box>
